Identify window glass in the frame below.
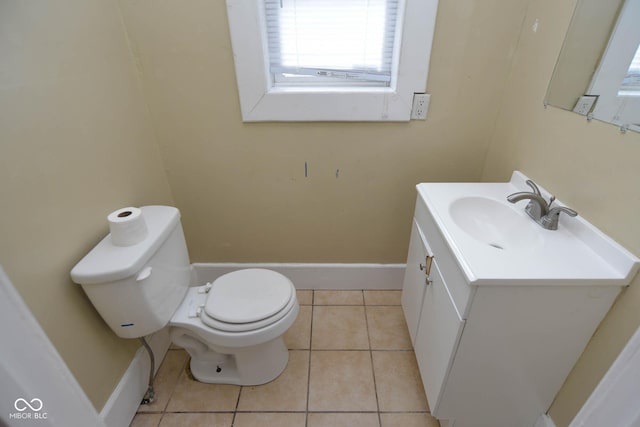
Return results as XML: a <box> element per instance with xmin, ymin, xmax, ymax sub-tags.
<box><xmin>265</xmin><ymin>0</ymin><xmax>400</xmax><ymax>86</ymax></box>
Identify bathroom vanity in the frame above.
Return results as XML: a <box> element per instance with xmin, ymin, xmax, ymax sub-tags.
<box><xmin>402</xmin><ymin>171</ymin><xmax>639</xmax><ymax>427</ymax></box>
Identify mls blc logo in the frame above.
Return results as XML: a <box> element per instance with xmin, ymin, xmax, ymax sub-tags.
<box><xmin>10</xmin><ymin>397</ymin><xmax>47</xmax><ymax>420</ymax></box>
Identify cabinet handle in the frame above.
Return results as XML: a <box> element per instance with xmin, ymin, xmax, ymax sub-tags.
<box><xmin>419</xmin><ymin>255</ymin><xmax>434</xmax><ymax>276</ymax></box>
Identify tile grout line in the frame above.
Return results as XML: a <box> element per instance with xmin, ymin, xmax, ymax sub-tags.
<box><xmin>231</xmin><ymin>381</ymin><xmax>242</xmax><ymax>426</ymax></box>
<box><xmin>363</xmin><ymin>294</ymin><xmax>383</xmax><ymax>427</ymax></box>
<box><xmin>304</xmin><ymin>291</ymin><xmax>315</xmax><ymax>427</ymax></box>
<box><xmin>162</xmin><ymin>350</ymin><xmax>188</xmax><ymax>416</ymax></box>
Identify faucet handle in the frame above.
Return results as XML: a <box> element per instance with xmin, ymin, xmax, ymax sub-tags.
<box><xmin>525</xmin><ymin>179</ymin><xmax>541</xmax><ymax>196</ymax></box>
<box><xmin>548</xmin><ymin>206</ymin><xmax>578</xmax><ymax>217</ymax></box>
<box><xmin>541</xmin><ymin>206</ymin><xmax>578</xmax><ymax>230</ymax></box>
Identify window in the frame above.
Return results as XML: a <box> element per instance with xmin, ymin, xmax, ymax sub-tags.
<box><xmin>225</xmin><ymin>0</ymin><xmax>439</xmax><ymax>121</ymax></box>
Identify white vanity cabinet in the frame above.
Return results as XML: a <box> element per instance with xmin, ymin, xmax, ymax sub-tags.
<box><xmin>401</xmin><ymin>219</ymin><xmax>465</xmax><ymax>415</ymax></box>
<box><xmin>401</xmin><ymin>179</ymin><xmax>635</xmax><ymax>427</ymax></box>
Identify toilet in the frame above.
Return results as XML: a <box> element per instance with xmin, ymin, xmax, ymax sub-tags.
<box><xmin>70</xmin><ymin>205</ymin><xmax>299</xmax><ymax>385</ymax></box>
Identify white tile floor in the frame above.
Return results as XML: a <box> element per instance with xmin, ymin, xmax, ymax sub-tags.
<box><xmin>130</xmin><ymin>290</ymin><xmax>440</xmax><ymax>427</ymax></box>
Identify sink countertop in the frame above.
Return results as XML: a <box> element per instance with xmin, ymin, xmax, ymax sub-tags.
<box><xmin>416</xmin><ymin>171</ymin><xmax>639</xmax><ymax>286</ymax></box>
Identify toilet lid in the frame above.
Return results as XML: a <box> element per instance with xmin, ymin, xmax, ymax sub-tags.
<box><xmin>204</xmin><ymin>269</ymin><xmax>293</xmax><ymax>324</ymax></box>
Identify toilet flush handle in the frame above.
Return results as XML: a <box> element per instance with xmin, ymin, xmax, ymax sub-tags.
<box><xmin>136</xmin><ymin>266</ymin><xmax>153</xmax><ymax>282</ymax></box>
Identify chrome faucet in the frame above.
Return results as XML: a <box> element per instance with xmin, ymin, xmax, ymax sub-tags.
<box><xmin>507</xmin><ymin>180</ymin><xmax>577</xmax><ymax>230</ymax></box>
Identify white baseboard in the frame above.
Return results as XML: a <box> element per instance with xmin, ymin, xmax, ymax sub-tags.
<box><xmin>100</xmin><ymin>328</ymin><xmax>171</xmax><ymax>427</ymax></box>
<box><xmin>192</xmin><ymin>263</ymin><xmax>407</xmax><ymax>290</ymax></box>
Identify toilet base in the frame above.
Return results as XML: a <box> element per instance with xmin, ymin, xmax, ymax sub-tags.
<box><xmin>170</xmin><ymin>328</ymin><xmax>290</xmax><ymax>385</ymax></box>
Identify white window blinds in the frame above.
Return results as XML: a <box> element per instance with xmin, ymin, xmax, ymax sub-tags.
<box><xmin>264</xmin><ymin>0</ymin><xmax>401</xmax><ymax>85</ymax></box>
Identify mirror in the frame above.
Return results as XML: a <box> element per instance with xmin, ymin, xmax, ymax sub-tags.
<box><xmin>546</xmin><ymin>0</ymin><xmax>640</xmax><ymax>133</ymax></box>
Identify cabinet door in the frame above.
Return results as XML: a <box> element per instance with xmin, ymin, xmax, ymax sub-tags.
<box><xmin>401</xmin><ymin>219</ymin><xmax>432</xmax><ymax>345</ymax></box>
<box><xmin>413</xmin><ymin>258</ymin><xmax>464</xmax><ymax>416</ymax></box>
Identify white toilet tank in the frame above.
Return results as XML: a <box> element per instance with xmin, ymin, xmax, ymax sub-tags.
<box><xmin>71</xmin><ymin>206</ymin><xmax>191</xmax><ymax>339</ymax></box>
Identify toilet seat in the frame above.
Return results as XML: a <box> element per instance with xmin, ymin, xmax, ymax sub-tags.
<box><xmin>200</xmin><ymin>269</ymin><xmax>295</xmax><ymax>333</ymax></box>
<box><xmin>200</xmin><ymin>290</ymin><xmax>296</xmax><ymax>332</ymax></box>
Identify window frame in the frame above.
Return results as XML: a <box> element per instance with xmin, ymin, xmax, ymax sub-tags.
<box><xmin>225</xmin><ymin>0</ymin><xmax>439</xmax><ymax>122</ymax></box>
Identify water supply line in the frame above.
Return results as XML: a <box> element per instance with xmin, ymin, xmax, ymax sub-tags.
<box><xmin>139</xmin><ymin>337</ymin><xmax>156</xmax><ymax>404</ymax></box>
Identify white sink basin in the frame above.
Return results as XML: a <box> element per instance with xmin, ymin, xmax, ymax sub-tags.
<box><xmin>449</xmin><ymin>196</ymin><xmax>543</xmax><ymax>251</ymax></box>
<box><xmin>416</xmin><ymin>171</ymin><xmax>639</xmax><ymax>285</ymax></box>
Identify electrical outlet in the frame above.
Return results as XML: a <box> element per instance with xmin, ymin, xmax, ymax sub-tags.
<box><xmin>573</xmin><ymin>95</ymin><xmax>598</xmax><ymax>116</ymax></box>
<box><xmin>411</xmin><ymin>93</ymin><xmax>430</xmax><ymax>120</ymax></box>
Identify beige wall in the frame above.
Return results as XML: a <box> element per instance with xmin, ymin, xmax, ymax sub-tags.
<box><xmin>483</xmin><ymin>0</ymin><xmax>640</xmax><ymax>425</ymax></box>
<box><xmin>0</xmin><ymin>1</ymin><xmax>173</xmax><ymax>410</ymax></box>
<box><xmin>117</xmin><ymin>0</ymin><xmax>529</xmax><ymax>263</ymax></box>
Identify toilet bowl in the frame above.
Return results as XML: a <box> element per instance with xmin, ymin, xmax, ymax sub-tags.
<box><xmin>169</xmin><ymin>269</ymin><xmax>299</xmax><ymax>385</ymax></box>
<box><xmin>70</xmin><ymin>205</ymin><xmax>299</xmax><ymax>386</ymax></box>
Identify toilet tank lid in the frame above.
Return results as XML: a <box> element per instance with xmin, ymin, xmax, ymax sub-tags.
<box><xmin>70</xmin><ymin>206</ymin><xmax>180</xmax><ymax>285</ymax></box>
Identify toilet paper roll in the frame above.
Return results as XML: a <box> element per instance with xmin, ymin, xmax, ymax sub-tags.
<box><xmin>108</xmin><ymin>207</ymin><xmax>148</xmax><ymax>246</ymax></box>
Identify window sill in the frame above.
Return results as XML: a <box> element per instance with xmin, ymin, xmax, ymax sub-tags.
<box><xmin>241</xmin><ymin>88</ymin><xmax>412</xmax><ymax>122</ymax></box>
